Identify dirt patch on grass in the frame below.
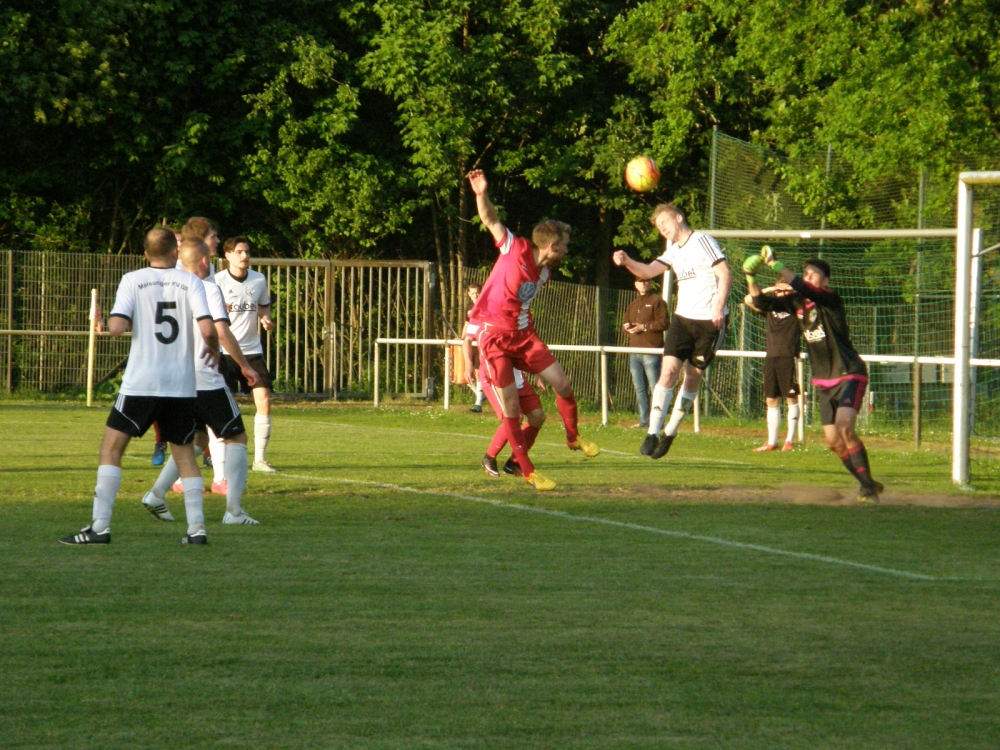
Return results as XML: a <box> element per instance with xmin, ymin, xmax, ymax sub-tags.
<box><xmin>615</xmin><ymin>483</ymin><xmax>1000</xmax><ymax>509</ymax></box>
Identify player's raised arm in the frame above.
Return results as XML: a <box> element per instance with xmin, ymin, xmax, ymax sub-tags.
<box><xmin>468</xmin><ymin>169</ymin><xmax>506</xmax><ymax>244</ymax></box>
<box><xmin>612</xmin><ymin>249</ymin><xmax>668</xmax><ymax>280</ymax></box>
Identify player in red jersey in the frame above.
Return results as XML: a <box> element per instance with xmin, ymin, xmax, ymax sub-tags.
<box><xmin>745</xmin><ymin>248</ymin><xmax>884</xmax><ymax>503</ymax></box>
<box><xmin>463</xmin><ymin>317</ymin><xmax>546</xmax><ymax>477</ymax></box>
<box><xmin>467</xmin><ymin>169</ymin><xmax>599</xmax><ymax>491</ymax></box>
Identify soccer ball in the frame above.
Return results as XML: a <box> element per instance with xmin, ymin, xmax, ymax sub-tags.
<box><xmin>625</xmin><ymin>156</ymin><xmax>660</xmax><ymax>193</ymax></box>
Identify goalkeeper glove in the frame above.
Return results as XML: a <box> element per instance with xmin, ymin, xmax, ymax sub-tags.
<box><xmin>760</xmin><ymin>245</ymin><xmax>784</xmax><ymax>273</ymax></box>
<box><xmin>742</xmin><ymin>255</ymin><xmax>763</xmax><ymax>284</ymax></box>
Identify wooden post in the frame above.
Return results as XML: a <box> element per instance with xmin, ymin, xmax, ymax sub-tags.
<box><xmin>600</xmin><ymin>350</ymin><xmax>608</xmax><ymax>426</ymax></box>
<box><xmin>443</xmin><ymin>344</ymin><xmax>451</xmax><ymax>410</ymax></box>
<box><xmin>373</xmin><ymin>340</ymin><xmax>381</xmax><ymax>408</ymax></box>
<box><xmin>86</xmin><ymin>289</ymin><xmax>98</xmax><ymax>407</ymax></box>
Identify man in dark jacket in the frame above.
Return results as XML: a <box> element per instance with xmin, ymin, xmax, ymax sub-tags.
<box><xmin>623</xmin><ymin>279</ymin><xmax>668</xmax><ymax>429</ymax></box>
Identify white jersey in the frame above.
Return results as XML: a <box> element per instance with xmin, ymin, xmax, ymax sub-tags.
<box><xmin>195</xmin><ymin>282</ymin><xmax>231</xmax><ymax>391</ymax></box>
<box><xmin>176</xmin><ymin>259</ymin><xmax>216</xmax><ymax>277</ymax></box>
<box><xmin>215</xmin><ymin>269</ymin><xmax>270</xmax><ymax>356</ymax></box>
<box><xmin>656</xmin><ymin>231</ymin><xmax>728</xmax><ymax>320</ymax></box>
<box><xmin>110</xmin><ymin>267</ymin><xmax>212</xmax><ymax>398</ymax></box>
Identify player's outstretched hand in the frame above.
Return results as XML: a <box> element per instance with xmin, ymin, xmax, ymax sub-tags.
<box><xmin>260</xmin><ymin>315</ymin><xmax>275</xmax><ymax>332</ymax></box>
<box><xmin>612</xmin><ymin>250</ymin><xmax>629</xmax><ymax>267</ymax></box>
<box><xmin>241</xmin><ymin>365</ymin><xmax>259</xmax><ymax>387</ymax></box>
<box><xmin>742</xmin><ymin>255</ymin><xmax>763</xmax><ymax>276</ymax></box>
<box><xmin>201</xmin><ymin>346</ymin><xmax>221</xmax><ymax>370</ymax></box>
<box><xmin>760</xmin><ymin>245</ymin><xmax>784</xmax><ymax>272</ymax></box>
<box><xmin>467</xmin><ymin>169</ymin><xmax>488</xmax><ymax>196</ymax></box>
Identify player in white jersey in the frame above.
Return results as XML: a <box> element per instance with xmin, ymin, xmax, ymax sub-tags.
<box><xmin>214</xmin><ymin>236</ymin><xmax>277</xmax><ymax>473</ymax></box>
<box><xmin>141</xmin><ymin>239</ymin><xmax>263</xmax><ymax>526</ymax></box>
<box><xmin>59</xmin><ymin>228</ymin><xmax>219</xmax><ymax>545</ymax></box>
<box><xmin>613</xmin><ymin>203</ymin><xmax>731</xmax><ymax>460</ymax></box>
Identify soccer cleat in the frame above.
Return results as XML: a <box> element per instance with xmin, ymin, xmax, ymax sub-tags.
<box><xmin>782</xmin><ymin>441</ymin><xmax>794</xmax><ymax>452</ymax></box>
<box><xmin>151</xmin><ymin>442</ymin><xmax>167</xmax><ymax>467</ymax></box>
<box><xmin>857</xmin><ymin>481</ymin><xmax>885</xmax><ymax>505</ymax></box>
<box><xmin>481</xmin><ymin>455</ymin><xmax>499</xmax><ymax>478</ymax></box>
<box><xmin>503</xmin><ymin>457</ymin><xmax>523</xmax><ymax>477</ymax></box>
<box><xmin>171</xmin><ymin>479</ymin><xmax>184</xmax><ymax>494</ymax></box>
<box><xmin>223</xmin><ymin>511</ymin><xmax>260</xmax><ymax>525</ymax></box>
<box><xmin>569</xmin><ymin>436</ymin><xmax>600</xmax><ymax>457</ymax></box>
<box><xmin>524</xmin><ymin>471</ymin><xmax>556</xmax><ymax>491</ymax></box>
<box><xmin>59</xmin><ymin>526</ymin><xmax>111</xmax><ymax>545</ymax></box>
<box><xmin>470</xmin><ymin>404</ymin><xmax>483</xmax><ymax>413</ymax></box>
<box><xmin>650</xmin><ymin>434</ymin><xmax>675</xmax><ymax>460</ymax></box>
<box><xmin>203</xmin><ymin>454</ymin><xmax>213</xmax><ymax>469</ymax></box>
<box><xmin>210</xmin><ymin>479</ymin><xmax>228</xmax><ymax>496</ymax></box>
<box><xmin>753</xmin><ymin>443</ymin><xmax>776</xmax><ymax>453</ymax></box>
<box><xmin>252</xmin><ymin>460</ymin><xmax>277</xmax><ymax>473</ymax></box>
<box><xmin>640</xmin><ymin>434</ymin><xmax>658</xmax><ymax>456</ymax></box>
<box><xmin>142</xmin><ymin>491</ymin><xmax>175</xmax><ymax>522</ymax></box>
<box><xmin>178</xmin><ymin>530</ymin><xmax>208</xmax><ymax>545</ymax></box>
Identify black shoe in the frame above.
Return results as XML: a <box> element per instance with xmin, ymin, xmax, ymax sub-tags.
<box><xmin>470</xmin><ymin>404</ymin><xmax>483</xmax><ymax>413</ymax></box>
<box><xmin>857</xmin><ymin>481</ymin><xmax>885</xmax><ymax>504</ymax></box>
<box><xmin>482</xmin><ymin>455</ymin><xmax>499</xmax><ymax>477</ymax></box>
<box><xmin>59</xmin><ymin>526</ymin><xmax>111</xmax><ymax>545</ymax></box>
<box><xmin>502</xmin><ymin>457</ymin><xmax>522</xmax><ymax>477</ymax></box>
<box><xmin>178</xmin><ymin>531</ymin><xmax>208</xmax><ymax>545</ymax></box>
<box><xmin>650</xmin><ymin>434</ymin><xmax>675</xmax><ymax>460</ymax></box>
<box><xmin>203</xmin><ymin>454</ymin><xmax>213</xmax><ymax>468</ymax></box>
<box><xmin>640</xmin><ymin>434</ymin><xmax>658</xmax><ymax>456</ymax></box>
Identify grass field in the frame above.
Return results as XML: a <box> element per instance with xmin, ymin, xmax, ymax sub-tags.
<box><xmin>2</xmin><ymin>401</ymin><xmax>999</xmax><ymax>749</ymax></box>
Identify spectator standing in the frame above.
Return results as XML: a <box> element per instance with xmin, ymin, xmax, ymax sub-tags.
<box><xmin>623</xmin><ymin>279</ymin><xmax>668</xmax><ymax>429</ymax></box>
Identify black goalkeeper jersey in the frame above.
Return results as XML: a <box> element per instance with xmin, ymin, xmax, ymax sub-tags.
<box><xmin>763</xmin><ymin>307</ymin><xmax>800</xmax><ymax>358</ymax></box>
<box><xmin>753</xmin><ymin>276</ymin><xmax>867</xmax><ymax>385</ymax></box>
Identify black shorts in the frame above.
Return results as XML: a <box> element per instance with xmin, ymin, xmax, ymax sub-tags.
<box><xmin>107</xmin><ymin>394</ymin><xmax>198</xmax><ymax>445</ymax></box>
<box><xmin>763</xmin><ymin>356</ymin><xmax>800</xmax><ymax>399</ymax></box>
<box><xmin>195</xmin><ymin>387</ymin><xmax>246</xmax><ymax>439</ymax></box>
<box><xmin>663</xmin><ymin>314</ymin><xmax>728</xmax><ymax>370</ymax></box>
<box><xmin>817</xmin><ymin>377</ymin><xmax>868</xmax><ymax>426</ymax></box>
<box><xmin>222</xmin><ymin>353</ymin><xmax>273</xmax><ymax>393</ymax></box>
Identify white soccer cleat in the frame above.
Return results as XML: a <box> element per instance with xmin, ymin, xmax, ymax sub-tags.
<box><xmin>142</xmin><ymin>491</ymin><xmax>175</xmax><ymax>522</ymax></box>
<box><xmin>252</xmin><ymin>460</ymin><xmax>277</xmax><ymax>473</ymax></box>
<box><xmin>223</xmin><ymin>511</ymin><xmax>260</xmax><ymax>525</ymax></box>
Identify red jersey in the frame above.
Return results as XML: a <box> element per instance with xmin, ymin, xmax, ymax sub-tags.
<box><xmin>470</xmin><ymin>228</ymin><xmax>550</xmax><ymax>331</ymax></box>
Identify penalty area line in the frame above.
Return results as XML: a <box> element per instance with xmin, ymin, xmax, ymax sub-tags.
<box><xmin>283</xmin><ymin>473</ymin><xmax>942</xmax><ymax>582</ymax></box>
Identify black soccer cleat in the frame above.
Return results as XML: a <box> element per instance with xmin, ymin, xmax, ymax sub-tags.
<box><xmin>640</xmin><ymin>434</ymin><xmax>658</xmax><ymax>456</ymax></box>
<box><xmin>203</xmin><ymin>453</ymin><xmax>213</xmax><ymax>468</ymax></box>
<box><xmin>482</xmin><ymin>454</ymin><xmax>499</xmax><ymax>478</ymax></box>
<box><xmin>502</xmin><ymin>457</ymin><xmax>523</xmax><ymax>477</ymax></box>
<box><xmin>857</xmin><ymin>481</ymin><xmax>885</xmax><ymax>505</ymax></box>
<box><xmin>59</xmin><ymin>526</ymin><xmax>111</xmax><ymax>545</ymax></box>
<box><xmin>178</xmin><ymin>530</ymin><xmax>208</xmax><ymax>545</ymax></box>
<box><xmin>650</xmin><ymin>434</ymin><xmax>675</xmax><ymax>460</ymax></box>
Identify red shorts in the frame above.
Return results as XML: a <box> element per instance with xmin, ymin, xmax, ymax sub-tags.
<box><xmin>477</xmin><ymin>326</ymin><xmax>557</xmax><ymax>388</ymax></box>
<box><xmin>480</xmin><ymin>365</ymin><xmax>543</xmax><ymax>418</ymax></box>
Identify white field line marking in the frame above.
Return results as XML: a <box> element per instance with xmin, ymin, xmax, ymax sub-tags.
<box><xmin>285</xmin><ymin>418</ymin><xmax>755</xmax><ymax>466</ymax></box>
<box><xmin>283</xmin><ymin>473</ymin><xmax>942</xmax><ymax>581</ymax></box>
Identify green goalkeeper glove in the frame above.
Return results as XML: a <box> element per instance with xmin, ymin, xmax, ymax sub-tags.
<box><xmin>742</xmin><ymin>255</ymin><xmax>762</xmax><ymax>285</ymax></box>
<box><xmin>760</xmin><ymin>245</ymin><xmax>785</xmax><ymax>272</ymax></box>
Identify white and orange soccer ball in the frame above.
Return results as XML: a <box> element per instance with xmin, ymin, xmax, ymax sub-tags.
<box><xmin>624</xmin><ymin>156</ymin><xmax>660</xmax><ymax>193</ymax></box>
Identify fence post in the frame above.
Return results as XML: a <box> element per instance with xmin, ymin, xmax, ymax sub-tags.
<box><xmin>6</xmin><ymin>250</ymin><xmax>12</xmax><ymax>393</ymax></box>
<box><xmin>709</xmin><ymin>125</ymin><xmax>718</xmax><ymax>230</ymax></box>
<box><xmin>86</xmin><ymin>289</ymin><xmax>97</xmax><ymax>407</ymax></box>
<box><xmin>443</xmin><ymin>343</ymin><xmax>451</xmax><ymax>410</ymax></box>
<box><xmin>374</xmin><ymin>341</ymin><xmax>381</xmax><ymax>407</ymax></box>
<box><xmin>797</xmin><ymin>357</ymin><xmax>806</xmax><ymax>442</ymax></box>
<box><xmin>600</xmin><ymin>350</ymin><xmax>608</xmax><ymax>426</ymax></box>
<box><xmin>693</xmin><ymin>393</ymin><xmax>700</xmax><ymax>433</ymax></box>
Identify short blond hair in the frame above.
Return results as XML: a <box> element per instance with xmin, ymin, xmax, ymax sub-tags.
<box><xmin>532</xmin><ymin>219</ymin><xmax>571</xmax><ymax>250</ymax></box>
<box><xmin>650</xmin><ymin>203</ymin><xmax>684</xmax><ymax>225</ymax></box>
<box><xmin>182</xmin><ymin>216</ymin><xmax>216</xmax><ymax>240</ymax></box>
<box><xmin>144</xmin><ymin>227</ymin><xmax>177</xmax><ymax>259</ymax></box>
<box><xmin>178</xmin><ymin>238</ymin><xmax>207</xmax><ymax>272</ymax></box>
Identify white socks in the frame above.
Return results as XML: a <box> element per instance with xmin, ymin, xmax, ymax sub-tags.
<box><xmin>208</xmin><ymin>429</ymin><xmax>226</xmax><ymax>482</ymax></box>
<box><xmin>664</xmin><ymin>389</ymin><xmax>698</xmax><ymax>437</ymax></box>
<box><xmin>786</xmin><ymin>403</ymin><xmax>800</xmax><ymax>444</ymax></box>
<box><xmin>767</xmin><ymin>405</ymin><xmax>781</xmax><ymax>446</ymax></box>
<box><xmin>182</xmin><ymin>477</ymin><xmax>205</xmax><ymax>535</ymax></box>
<box><xmin>648</xmin><ymin>385</ymin><xmax>674</xmax><ymax>435</ymax></box>
<box><xmin>91</xmin><ymin>465</ymin><xmax>122</xmax><ymax>534</ymax></box>
<box><xmin>225</xmin><ymin>443</ymin><xmax>249</xmax><ymax>516</ymax></box>
<box><xmin>150</xmin><ymin>445</ymin><xmax>202</xmax><ymax>500</ymax></box>
<box><xmin>474</xmin><ymin>382</ymin><xmax>485</xmax><ymax>406</ymax></box>
<box><xmin>254</xmin><ymin>415</ymin><xmax>271</xmax><ymax>464</ymax></box>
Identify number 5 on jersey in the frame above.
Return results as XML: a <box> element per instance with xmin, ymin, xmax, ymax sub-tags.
<box><xmin>155</xmin><ymin>302</ymin><xmax>179</xmax><ymax>344</ymax></box>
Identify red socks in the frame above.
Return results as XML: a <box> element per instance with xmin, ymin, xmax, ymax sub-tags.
<box><xmin>556</xmin><ymin>393</ymin><xmax>578</xmax><ymax>444</ymax></box>
<box><xmin>486</xmin><ymin>424</ymin><xmax>508</xmax><ymax>459</ymax></box>
<box><xmin>503</xmin><ymin>416</ymin><xmax>535</xmax><ymax>476</ymax></box>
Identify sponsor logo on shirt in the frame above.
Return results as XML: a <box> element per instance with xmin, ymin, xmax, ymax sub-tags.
<box><xmin>227</xmin><ymin>301</ymin><xmax>258</xmax><ymax>312</ymax></box>
<box><xmin>804</xmin><ymin>327</ymin><xmax>827</xmax><ymax>342</ymax></box>
<box><xmin>517</xmin><ymin>281</ymin><xmax>538</xmax><ymax>303</ymax></box>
